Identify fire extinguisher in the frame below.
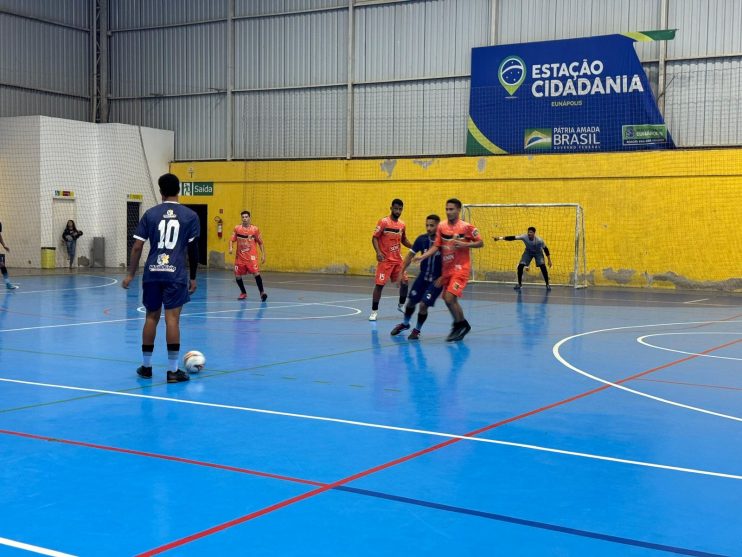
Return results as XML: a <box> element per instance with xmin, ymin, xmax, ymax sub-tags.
<box><xmin>214</xmin><ymin>216</ymin><xmax>223</xmax><ymax>239</ymax></box>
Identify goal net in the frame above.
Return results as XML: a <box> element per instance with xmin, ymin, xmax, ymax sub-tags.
<box><xmin>463</xmin><ymin>203</ymin><xmax>587</xmax><ymax>288</ymax></box>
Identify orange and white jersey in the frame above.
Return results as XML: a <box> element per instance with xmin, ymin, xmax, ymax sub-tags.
<box><xmin>373</xmin><ymin>216</ymin><xmax>406</xmax><ymax>263</ymax></box>
<box><xmin>231</xmin><ymin>224</ymin><xmax>262</xmax><ymax>263</ymax></box>
<box><xmin>435</xmin><ymin>219</ymin><xmax>480</xmax><ymax>275</ymax></box>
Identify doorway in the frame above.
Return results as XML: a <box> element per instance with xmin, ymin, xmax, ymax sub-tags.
<box><xmin>52</xmin><ymin>199</ymin><xmax>76</xmax><ymax>267</ymax></box>
<box><xmin>126</xmin><ymin>201</ymin><xmax>141</xmax><ymax>263</ymax></box>
<box><xmin>183</xmin><ymin>204</ymin><xmax>208</xmax><ymax>265</ymax></box>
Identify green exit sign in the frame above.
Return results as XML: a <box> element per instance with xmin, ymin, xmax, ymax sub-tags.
<box><xmin>181</xmin><ymin>182</ymin><xmax>214</xmax><ymax>196</ymax></box>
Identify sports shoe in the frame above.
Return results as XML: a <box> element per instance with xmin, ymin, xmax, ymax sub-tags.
<box><xmin>445</xmin><ymin>324</ymin><xmax>463</xmax><ymax>342</ymax></box>
<box><xmin>6</xmin><ymin>283</ymin><xmax>18</xmax><ymax>290</ymax></box>
<box><xmin>408</xmin><ymin>328</ymin><xmax>421</xmax><ymax>340</ymax></box>
<box><xmin>260</xmin><ymin>292</ymin><xmax>268</xmax><ymax>302</ymax></box>
<box><xmin>167</xmin><ymin>369</ymin><xmax>190</xmax><ymax>383</ymax></box>
<box><xmin>238</xmin><ymin>293</ymin><xmax>247</xmax><ymax>300</ymax></box>
<box><xmin>448</xmin><ymin>321</ymin><xmax>472</xmax><ymax>342</ymax></box>
<box><xmin>390</xmin><ymin>323</ymin><xmax>410</xmax><ymax>336</ymax></box>
<box><xmin>546</xmin><ymin>284</ymin><xmax>552</xmax><ymax>291</ymax></box>
<box><xmin>136</xmin><ymin>365</ymin><xmax>152</xmax><ymax>378</ymax></box>
<box><xmin>368</xmin><ymin>311</ymin><xmax>378</xmax><ymax>322</ymax></box>
<box><xmin>397</xmin><ymin>303</ymin><xmax>405</xmax><ymax>313</ymax></box>
<box><xmin>513</xmin><ymin>284</ymin><xmax>522</xmax><ymax>291</ymax></box>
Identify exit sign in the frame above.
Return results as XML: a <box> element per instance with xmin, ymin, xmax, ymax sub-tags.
<box><xmin>181</xmin><ymin>182</ymin><xmax>214</xmax><ymax>196</ymax></box>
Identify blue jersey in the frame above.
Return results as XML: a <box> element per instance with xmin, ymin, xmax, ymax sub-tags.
<box><xmin>411</xmin><ymin>233</ymin><xmax>441</xmax><ymax>282</ymax></box>
<box><xmin>133</xmin><ymin>201</ymin><xmax>200</xmax><ymax>284</ymax></box>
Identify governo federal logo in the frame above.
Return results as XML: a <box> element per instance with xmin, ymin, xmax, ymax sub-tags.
<box><xmin>498</xmin><ymin>56</ymin><xmax>526</xmax><ymax>96</ymax></box>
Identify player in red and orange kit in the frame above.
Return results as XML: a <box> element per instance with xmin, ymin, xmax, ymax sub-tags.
<box><xmin>369</xmin><ymin>199</ymin><xmax>413</xmax><ymax>321</ymax></box>
<box><xmin>229</xmin><ymin>210</ymin><xmax>267</xmax><ymax>301</ymax></box>
<box><xmin>414</xmin><ymin>198</ymin><xmax>483</xmax><ymax>341</ymax></box>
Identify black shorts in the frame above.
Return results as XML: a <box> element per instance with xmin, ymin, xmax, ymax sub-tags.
<box><xmin>407</xmin><ymin>275</ymin><xmax>442</xmax><ymax>307</ymax></box>
<box><xmin>0</xmin><ymin>253</ymin><xmax>4</xmax><ymax>267</ymax></box>
<box><xmin>142</xmin><ymin>281</ymin><xmax>190</xmax><ymax>311</ymax></box>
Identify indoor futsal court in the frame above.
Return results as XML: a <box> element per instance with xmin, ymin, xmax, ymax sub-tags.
<box><xmin>0</xmin><ymin>270</ymin><xmax>739</xmax><ymax>556</ymax></box>
<box><xmin>2</xmin><ymin>0</ymin><xmax>742</xmax><ymax>556</ymax></box>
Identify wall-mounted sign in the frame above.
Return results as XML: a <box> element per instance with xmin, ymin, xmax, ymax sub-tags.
<box><xmin>181</xmin><ymin>182</ymin><xmax>214</xmax><ymax>196</ymax></box>
<box><xmin>127</xmin><ymin>193</ymin><xmax>144</xmax><ymax>201</ymax></box>
<box><xmin>54</xmin><ymin>190</ymin><xmax>74</xmax><ymax>198</ymax></box>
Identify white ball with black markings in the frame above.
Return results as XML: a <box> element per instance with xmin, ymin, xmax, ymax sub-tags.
<box><xmin>183</xmin><ymin>350</ymin><xmax>206</xmax><ymax>373</ymax></box>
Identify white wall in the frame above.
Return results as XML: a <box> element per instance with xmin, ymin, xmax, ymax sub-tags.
<box><xmin>0</xmin><ymin>116</ymin><xmax>174</xmax><ymax>268</ymax></box>
<box><xmin>0</xmin><ymin>116</ymin><xmax>42</xmax><ymax>268</ymax></box>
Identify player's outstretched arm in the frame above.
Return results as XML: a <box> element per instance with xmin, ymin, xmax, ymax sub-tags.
<box><xmin>401</xmin><ymin>249</ymin><xmax>416</xmax><ymax>273</ymax></box>
<box><xmin>122</xmin><ymin>239</ymin><xmax>145</xmax><ymax>289</ymax></box>
<box><xmin>413</xmin><ymin>245</ymin><xmax>439</xmax><ymax>263</ymax></box>
<box><xmin>493</xmin><ymin>235</ymin><xmax>516</xmax><ymax>241</ymax></box>
<box><xmin>544</xmin><ymin>246</ymin><xmax>553</xmax><ymax>267</ymax></box>
<box><xmin>0</xmin><ymin>232</ymin><xmax>7</xmax><ymax>251</ymax></box>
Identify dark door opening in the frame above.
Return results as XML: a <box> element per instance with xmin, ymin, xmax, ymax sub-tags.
<box><xmin>126</xmin><ymin>202</ymin><xmax>141</xmax><ymax>262</ymax></box>
<box><xmin>183</xmin><ymin>204</ymin><xmax>208</xmax><ymax>265</ymax></box>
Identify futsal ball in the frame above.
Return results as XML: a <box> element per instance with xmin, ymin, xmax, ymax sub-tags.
<box><xmin>183</xmin><ymin>350</ymin><xmax>206</xmax><ymax>373</ymax></box>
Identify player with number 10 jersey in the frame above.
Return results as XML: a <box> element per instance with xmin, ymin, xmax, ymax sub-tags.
<box><xmin>134</xmin><ymin>201</ymin><xmax>200</xmax><ymax>307</ymax></box>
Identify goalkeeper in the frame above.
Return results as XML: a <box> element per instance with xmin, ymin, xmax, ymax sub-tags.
<box><xmin>493</xmin><ymin>226</ymin><xmax>552</xmax><ymax>291</ymax></box>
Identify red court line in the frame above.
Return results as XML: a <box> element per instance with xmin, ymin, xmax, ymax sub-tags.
<box><xmin>0</xmin><ymin>428</ymin><xmax>323</xmax><ymax>488</ymax></box>
<box><xmin>137</xmin><ymin>335</ymin><xmax>742</xmax><ymax>556</ymax></box>
<box><xmin>636</xmin><ymin>378</ymin><xmax>742</xmax><ymax>392</ymax></box>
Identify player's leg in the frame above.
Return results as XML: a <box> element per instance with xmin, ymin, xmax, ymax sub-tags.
<box><xmin>234</xmin><ymin>264</ymin><xmax>248</xmax><ymax>299</ymax></box>
<box><xmin>391</xmin><ymin>275</ymin><xmax>423</xmax><ymax>335</ymax></box>
<box><xmin>398</xmin><ymin>272</ymin><xmax>409</xmax><ymax>312</ymax></box>
<box><xmin>138</xmin><ymin>283</ymin><xmax>163</xmax><ymax>378</ymax></box>
<box><xmin>409</xmin><ymin>281</ymin><xmax>442</xmax><ymax>339</ymax></box>
<box><xmin>0</xmin><ymin>254</ymin><xmax>17</xmax><ymax>289</ymax></box>
<box><xmin>162</xmin><ymin>283</ymin><xmax>191</xmax><ymax>383</ymax></box>
<box><xmin>443</xmin><ymin>274</ymin><xmax>471</xmax><ymax>342</ymax></box>
<box><xmin>515</xmin><ymin>254</ymin><xmax>532</xmax><ymax>290</ymax></box>
<box><xmin>253</xmin><ymin>273</ymin><xmax>267</xmax><ymax>302</ymax></box>
<box><xmin>370</xmin><ymin>262</ymin><xmax>389</xmax><ymax>321</ymax></box>
<box><xmin>538</xmin><ymin>262</ymin><xmax>551</xmax><ymax>290</ymax></box>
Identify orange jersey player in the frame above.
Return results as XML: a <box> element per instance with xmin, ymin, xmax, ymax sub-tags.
<box><xmin>229</xmin><ymin>210</ymin><xmax>268</xmax><ymax>302</ymax></box>
<box><xmin>414</xmin><ymin>198</ymin><xmax>483</xmax><ymax>341</ymax></box>
<box><xmin>369</xmin><ymin>198</ymin><xmax>413</xmax><ymax>321</ymax></box>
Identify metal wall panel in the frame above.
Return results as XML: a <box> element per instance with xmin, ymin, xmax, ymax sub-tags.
<box><xmin>497</xmin><ymin>0</ymin><xmax>662</xmax><ymax>61</ymax></box>
<box><xmin>234</xmin><ymin>10</ymin><xmax>347</xmax><ymax>90</ymax></box>
<box><xmin>664</xmin><ymin>59</ymin><xmax>742</xmax><ymax>146</ymax></box>
<box><xmin>0</xmin><ymin>13</ymin><xmax>89</xmax><ymax>97</ymax></box>
<box><xmin>0</xmin><ymin>86</ymin><xmax>89</xmax><ymax>121</ymax></box>
<box><xmin>236</xmin><ymin>0</ymin><xmax>345</xmax><ymax>18</ymax></box>
<box><xmin>668</xmin><ymin>0</ymin><xmax>742</xmax><ymax>59</ymax></box>
<box><xmin>110</xmin><ymin>23</ymin><xmax>227</xmax><ymax>97</ymax></box>
<box><xmin>354</xmin><ymin>78</ymin><xmax>468</xmax><ymax>157</ymax></box>
<box><xmin>354</xmin><ymin>0</ymin><xmax>490</xmax><ymax>83</ymax></box>
<box><xmin>109</xmin><ymin>0</ymin><xmax>227</xmax><ymax>30</ymax></box>
<box><xmin>233</xmin><ymin>87</ymin><xmax>346</xmax><ymax>158</ymax></box>
<box><xmin>0</xmin><ymin>0</ymin><xmax>89</xmax><ymax>28</ymax></box>
<box><xmin>110</xmin><ymin>95</ymin><xmax>228</xmax><ymax>160</ymax></box>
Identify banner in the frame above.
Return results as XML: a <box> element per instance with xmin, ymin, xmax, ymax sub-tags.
<box><xmin>467</xmin><ymin>31</ymin><xmax>676</xmax><ymax>155</ymax></box>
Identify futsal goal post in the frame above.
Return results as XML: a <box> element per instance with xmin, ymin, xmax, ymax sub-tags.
<box><xmin>462</xmin><ymin>203</ymin><xmax>587</xmax><ymax>289</ymax></box>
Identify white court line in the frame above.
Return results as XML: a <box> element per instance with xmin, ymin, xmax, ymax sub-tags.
<box><xmin>0</xmin><ymin>536</ymin><xmax>76</xmax><ymax>557</ymax></box>
<box><xmin>2</xmin><ymin>376</ymin><xmax>741</xmax><ymax>481</ymax></box>
<box><xmin>684</xmin><ymin>298</ymin><xmax>709</xmax><ymax>304</ymax></box>
<box><xmin>553</xmin><ymin>320</ymin><xmax>742</xmax><ymax>422</ymax></box>
<box><xmin>638</xmin><ymin>332</ymin><xmax>742</xmax><ymax>361</ymax></box>
<box><xmin>12</xmin><ymin>275</ymin><xmax>118</xmax><ymax>294</ymax></box>
<box><xmin>0</xmin><ymin>295</ymin><xmax>388</xmax><ymax>333</ymax></box>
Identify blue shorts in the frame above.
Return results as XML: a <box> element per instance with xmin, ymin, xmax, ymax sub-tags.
<box><xmin>142</xmin><ymin>281</ymin><xmax>190</xmax><ymax>311</ymax></box>
<box><xmin>407</xmin><ymin>275</ymin><xmax>442</xmax><ymax>307</ymax></box>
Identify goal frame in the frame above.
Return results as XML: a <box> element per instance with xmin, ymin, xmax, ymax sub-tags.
<box><xmin>462</xmin><ymin>203</ymin><xmax>588</xmax><ymax>289</ymax></box>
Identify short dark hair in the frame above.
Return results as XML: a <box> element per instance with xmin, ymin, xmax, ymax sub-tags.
<box><xmin>158</xmin><ymin>173</ymin><xmax>180</xmax><ymax>196</ymax></box>
<box><xmin>241</xmin><ymin>210</ymin><xmax>251</xmax><ymax>217</ymax></box>
<box><xmin>391</xmin><ymin>198</ymin><xmax>404</xmax><ymax>207</ymax></box>
<box><xmin>446</xmin><ymin>198</ymin><xmax>462</xmax><ymax>209</ymax></box>
<box><xmin>426</xmin><ymin>214</ymin><xmax>441</xmax><ymax>223</ymax></box>
<box><xmin>528</xmin><ymin>226</ymin><xmax>536</xmax><ymax>232</ymax></box>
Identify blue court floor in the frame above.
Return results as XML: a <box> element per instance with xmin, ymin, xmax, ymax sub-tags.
<box><xmin>0</xmin><ymin>270</ymin><xmax>740</xmax><ymax>556</ymax></box>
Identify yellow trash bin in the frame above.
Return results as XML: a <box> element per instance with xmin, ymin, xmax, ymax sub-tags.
<box><xmin>41</xmin><ymin>247</ymin><xmax>56</xmax><ymax>269</ymax></box>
